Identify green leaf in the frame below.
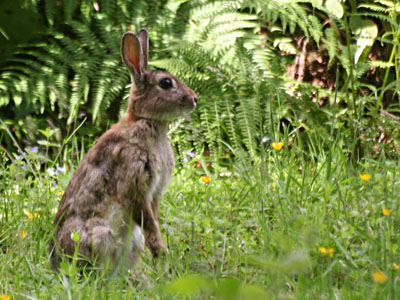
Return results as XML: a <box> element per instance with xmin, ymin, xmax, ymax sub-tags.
<box><xmin>216</xmin><ymin>278</ymin><xmax>241</xmax><ymax>299</ymax></box>
<box><xmin>70</xmin><ymin>230</ymin><xmax>80</xmax><ymax>243</ymax></box>
<box><xmin>325</xmin><ymin>0</ymin><xmax>344</xmax><ymax>18</ymax></box>
<box><xmin>240</xmin><ymin>285</ymin><xmax>269</xmax><ymax>300</ymax></box>
<box><xmin>166</xmin><ymin>275</ymin><xmax>211</xmax><ymax>296</ymax></box>
<box><xmin>350</xmin><ymin>16</ymin><xmax>378</xmax><ymax>62</ymax></box>
<box><xmin>311</xmin><ymin>0</ymin><xmax>323</xmax><ymax>6</ymax></box>
<box><xmin>349</xmin><ymin>17</ymin><xmax>378</xmax><ymax>42</ymax></box>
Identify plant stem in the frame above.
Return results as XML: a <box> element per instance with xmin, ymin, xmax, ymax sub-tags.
<box><xmin>342</xmin><ymin>3</ymin><xmax>358</xmax><ymax>123</ymax></box>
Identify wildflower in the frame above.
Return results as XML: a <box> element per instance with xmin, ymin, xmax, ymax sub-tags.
<box><xmin>18</xmin><ymin>230</ymin><xmax>27</xmax><ymax>239</ymax></box>
<box><xmin>22</xmin><ymin>164</ymin><xmax>27</xmax><ymax>171</ymax></box>
<box><xmin>359</xmin><ymin>173</ymin><xmax>371</xmax><ymax>181</ymax></box>
<box><xmin>27</xmin><ymin>212</ymin><xmax>39</xmax><ymax>220</ymax></box>
<box><xmin>56</xmin><ymin>166</ymin><xmax>66</xmax><ymax>174</ymax></box>
<box><xmin>392</xmin><ymin>263</ymin><xmax>399</xmax><ymax>270</ymax></box>
<box><xmin>372</xmin><ymin>270</ymin><xmax>387</xmax><ymax>283</ymax></box>
<box><xmin>30</xmin><ymin>146</ymin><xmax>38</xmax><ymax>153</ymax></box>
<box><xmin>219</xmin><ymin>170</ymin><xmax>232</xmax><ymax>177</ymax></box>
<box><xmin>382</xmin><ymin>208</ymin><xmax>391</xmax><ymax>216</ymax></box>
<box><xmin>0</xmin><ymin>295</ymin><xmax>10</xmax><ymax>300</ymax></box>
<box><xmin>318</xmin><ymin>246</ymin><xmax>334</xmax><ymax>257</ymax></box>
<box><xmin>187</xmin><ymin>151</ymin><xmax>195</xmax><ymax>158</ymax></box>
<box><xmin>318</xmin><ymin>246</ymin><xmax>327</xmax><ymax>253</ymax></box>
<box><xmin>183</xmin><ymin>157</ymin><xmax>189</xmax><ymax>163</ymax></box>
<box><xmin>16</xmin><ymin>151</ymin><xmax>26</xmax><ymax>160</ymax></box>
<box><xmin>57</xmin><ymin>190</ymin><xmax>64</xmax><ymax>196</ymax></box>
<box><xmin>200</xmin><ymin>176</ymin><xmax>211</xmax><ymax>183</ymax></box>
<box><xmin>271</xmin><ymin>142</ymin><xmax>284</xmax><ymax>151</ymax></box>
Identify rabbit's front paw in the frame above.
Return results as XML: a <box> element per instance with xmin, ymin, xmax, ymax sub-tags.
<box><xmin>146</xmin><ymin>232</ymin><xmax>167</xmax><ymax>258</ymax></box>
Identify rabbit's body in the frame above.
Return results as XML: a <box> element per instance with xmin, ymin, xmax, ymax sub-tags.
<box><xmin>50</xmin><ymin>29</ymin><xmax>197</xmax><ymax>271</ymax></box>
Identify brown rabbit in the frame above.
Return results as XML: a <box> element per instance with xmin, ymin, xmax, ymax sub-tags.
<box><xmin>49</xmin><ymin>28</ymin><xmax>197</xmax><ymax>271</ymax></box>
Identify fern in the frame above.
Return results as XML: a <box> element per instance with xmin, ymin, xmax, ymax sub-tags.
<box><xmin>308</xmin><ymin>15</ymin><xmax>323</xmax><ymax>47</ymax></box>
<box><xmin>4</xmin><ymin>0</ymin><xmax>396</xmax><ymax>161</ymax></box>
<box><xmin>322</xmin><ymin>27</ymin><xmax>338</xmax><ymax>68</ymax></box>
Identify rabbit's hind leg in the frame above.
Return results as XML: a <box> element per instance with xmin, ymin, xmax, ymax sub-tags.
<box><xmin>133</xmin><ymin>201</ymin><xmax>166</xmax><ymax>258</ymax></box>
<box><xmin>91</xmin><ymin>223</ymin><xmax>118</xmax><ymax>263</ymax></box>
<box><xmin>128</xmin><ymin>224</ymin><xmax>145</xmax><ymax>264</ymax></box>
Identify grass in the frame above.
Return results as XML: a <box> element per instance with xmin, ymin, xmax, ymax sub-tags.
<box><xmin>0</xmin><ymin>126</ymin><xmax>399</xmax><ymax>299</ymax></box>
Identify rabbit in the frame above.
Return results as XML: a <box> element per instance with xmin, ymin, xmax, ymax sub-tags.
<box><xmin>49</xmin><ymin>28</ymin><xmax>198</xmax><ymax>272</ymax></box>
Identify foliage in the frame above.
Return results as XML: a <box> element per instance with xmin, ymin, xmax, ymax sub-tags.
<box><xmin>1</xmin><ymin>0</ymin><xmax>400</xmax><ymax>162</ymax></box>
<box><xmin>1</xmin><ymin>0</ymin><xmax>400</xmax><ymax>298</ymax></box>
<box><xmin>1</xmin><ymin>124</ymin><xmax>400</xmax><ymax>298</ymax></box>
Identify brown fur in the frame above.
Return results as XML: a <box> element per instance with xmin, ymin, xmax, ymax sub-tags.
<box><xmin>49</xmin><ymin>29</ymin><xmax>197</xmax><ymax>271</ymax></box>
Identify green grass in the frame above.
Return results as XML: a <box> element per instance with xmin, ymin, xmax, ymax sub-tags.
<box><xmin>0</xmin><ymin>129</ymin><xmax>399</xmax><ymax>300</ymax></box>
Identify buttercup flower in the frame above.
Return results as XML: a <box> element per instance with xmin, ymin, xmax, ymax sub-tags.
<box><xmin>271</xmin><ymin>142</ymin><xmax>284</xmax><ymax>151</ymax></box>
<box><xmin>382</xmin><ymin>208</ymin><xmax>391</xmax><ymax>216</ymax></box>
<box><xmin>318</xmin><ymin>246</ymin><xmax>334</xmax><ymax>257</ymax></box>
<box><xmin>200</xmin><ymin>176</ymin><xmax>211</xmax><ymax>183</ymax></box>
<box><xmin>0</xmin><ymin>295</ymin><xmax>11</xmax><ymax>300</ymax></box>
<box><xmin>392</xmin><ymin>263</ymin><xmax>399</xmax><ymax>271</ymax></box>
<box><xmin>372</xmin><ymin>270</ymin><xmax>387</xmax><ymax>283</ymax></box>
<box><xmin>18</xmin><ymin>230</ymin><xmax>27</xmax><ymax>239</ymax></box>
<box><xmin>359</xmin><ymin>174</ymin><xmax>371</xmax><ymax>181</ymax></box>
<box><xmin>27</xmin><ymin>212</ymin><xmax>39</xmax><ymax>221</ymax></box>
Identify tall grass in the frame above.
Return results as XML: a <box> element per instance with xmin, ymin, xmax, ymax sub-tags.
<box><xmin>0</xmin><ymin>120</ymin><xmax>399</xmax><ymax>299</ymax></box>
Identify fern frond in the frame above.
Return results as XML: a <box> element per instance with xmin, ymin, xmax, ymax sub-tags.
<box><xmin>356</xmin><ymin>12</ymin><xmax>399</xmax><ymax>29</ymax></box>
<box><xmin>63</xmin><ymin>0</ymin><xmax>78</xmax><ymax>23</ymax></box>
<box><xmin>273</xmin><ymin>37</ymin><xmax>297</xmax><ymax>55</ymax></box>
<box><xmin>322</xmin><ymin>27</ymin><xmax>337</xmax><ymax>67</ymax></box>
<box><xmin>369</xmin><ymin>60</ymin><xmax>395</xmax><ymax>68</ymax></box>
<box><xmin>308</xmin><ymin>15</ymin><xmax>323</xmax><ymax>46</ymax></box>
<box><xmin>358</xmin><ymin>3</ymin><xmax>390</xmax><ymax>13</ymax></box>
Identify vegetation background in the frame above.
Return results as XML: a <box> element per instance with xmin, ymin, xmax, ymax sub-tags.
<box><xmin>0</xmin><ymin>0</ymin><xmax>399</xmax><ymax>299</ymax></box>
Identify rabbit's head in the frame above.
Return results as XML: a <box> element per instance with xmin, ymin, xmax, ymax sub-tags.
<box><xmin>121</xmin><ymin>29</ymin><xmax>197</xmax><ymax>121</ymax></box>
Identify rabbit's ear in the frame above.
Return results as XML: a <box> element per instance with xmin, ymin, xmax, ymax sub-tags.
<box><xmin>121</xmin><ymin>32</ymin><xmax>145</xmax><ymax>87</ymax></box>
<box><xmin>138</xmin><ymin>28</ymin><xmax>148</xmax><ymax>71</ymax></box>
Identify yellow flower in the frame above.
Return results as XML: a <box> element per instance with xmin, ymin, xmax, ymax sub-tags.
<box><xmin>359</xmin><ymin>173</ymin><xmax>371</xmax><ymax>181</ymax></box>
<box><xmin>27</xmin><ymin>212</ymin><xmax>39</xmax><ymax>220</ymax></box>
<box><xmin>200</xmin><ymin>176</ymin><xmax>211</xmax><ymax>183</ymax></box>
<box><xmin>0</xmin><ymin>295</ymin><xmax>10</xmax><ymax>300</ymax></box>
<box><xmin>382</xmin><ymin>208</ymin><xmax>391</xmax><ymax>216</ymax></box>
<box><xmin>391</xmin><ymin>263</ymin><xmax>399</xmax><ymax>271</ymax></box>
<box><xmin>57</xmin><ymin>190</ymin><xmax>64</xmax><ymax>196</ymax></box>
<box><xmin>372</xmin><ymin>270</ymin><xmax>387</xmax><ymax>283</ymax></box>
<box><xmin>271</xmin><ymin>142</ymin><xmax>284</xmax><ymax>151</ymax></box>
<box><xmin>17</xmin><ymin>230</ymin><xmax>27</xmax><ymax>239</ymax></box>
<box><xmin>318</xmin><ymin>247</ymin><xmax>334</xmax><ymax>257</ymax></box>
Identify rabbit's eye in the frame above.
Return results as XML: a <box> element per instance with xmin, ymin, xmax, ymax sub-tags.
<box><xmin>159</xmin><ymin>78</ymin><xmax>173</xmax><ymax>89</ymax></box>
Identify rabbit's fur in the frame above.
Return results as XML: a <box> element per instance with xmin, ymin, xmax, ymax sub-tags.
<box><xmin>49</xmin><ymin>29</ymin><xmax>197</xmax><ymax>271</ymax></box>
